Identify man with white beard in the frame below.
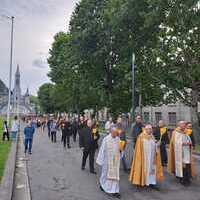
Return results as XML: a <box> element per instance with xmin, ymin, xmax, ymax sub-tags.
<box><xmin>96</xmin><ymin>126</ymin><xmax>121</xmax><ymax>198</ymax></box>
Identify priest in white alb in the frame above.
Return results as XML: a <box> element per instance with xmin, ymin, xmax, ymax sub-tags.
<box><xmin>129</xmin><ymin>124</ymin><xmax>164</xmax><ymax>189</ymax></box>
<box><xmin>96</xmin><ymin>126</ymin><xmax>121</xmax><ymax>198</ymax></box>
<box><xmin>168</xmin><ymin>121</ymin><xmax>196</xmax><ymax>186</ymax></box>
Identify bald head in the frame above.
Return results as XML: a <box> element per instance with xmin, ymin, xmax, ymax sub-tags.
<box><xmin>110</xmin><ymin>126</ymin><xmax>119</xmax><ymax>138</ymax></box>
<box><xmin>178</xmin><ymin>121</ymin><xmax>187</xmax><ymax>131</ymax></box>
<box><xmin>145</xmin><ymin>124</ymin><xmax>153</xmax><ymax>135</ymax></box>
<box><xmin>159</xmin><ymin>120</ymin><xmax>165</xmax><ymax>128</ymax></box>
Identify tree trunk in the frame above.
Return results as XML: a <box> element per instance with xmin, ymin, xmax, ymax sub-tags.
<box><xmin>191</xmin><ymin>86</ymin><xmax>200</xmax><ymax>144</ymax></box>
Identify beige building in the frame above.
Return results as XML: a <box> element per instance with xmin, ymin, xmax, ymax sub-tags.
<box><xmin>140</xmin><ymin>102</ymin><xmax>200</xmax><ymax>128</ymax></box>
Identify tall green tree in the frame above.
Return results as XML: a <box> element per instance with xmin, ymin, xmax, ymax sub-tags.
<box><xmin>37</xmin><ymin>83</ymin><xmax>55</xmax><ymax>113</ymax></box>
<box><xmin>151</xmin><ymin>0</ymin><xmax>200</xmax><ymax>141</ymax></box>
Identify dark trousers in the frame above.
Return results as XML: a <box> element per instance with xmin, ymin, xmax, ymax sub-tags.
<box><xmin>51</xmin><ymin>131</ymin><xmax>56</xmax><ymax>143</ymax></box>
<box><xmin>82</xmin><ymin>148</ymin><xmax>95</xmax><ymax>172</ymax></box>
<box><xmin>73</xmin><ymin>130</ymin><xmax>77</xmax><ymax>142</ymax></box>
<box><xmin>24</xmin><ymin>138</ymin><xmax>33</xmax><ymax>153</ymax></box>
<box><xmin>48</xmin><ymin>128</ymin><xmax>51</xmax><ymax>138</ymax></box>
<box><xmin>181</xmin><ymin>164</ymin><xmax>191</xmax><ymax>185</ymax></box>
<box><xmin>2</xmin><ymin>131</ymin><xmax>9</xmax><ymax>141</ymax></box>
<box><xmin>160</xmin><ymin>143</ymin><xmax>168</xmax><ymax>166</ymax></box>
<box><xmin>63</xmin><ymin>135</ymin><xmax>70</xmax><ymax>148</ymax></box>
<box><xmin>121</xmin><ymin>152</ymin><xmax>128</xmax><ymax>172</ymax></box>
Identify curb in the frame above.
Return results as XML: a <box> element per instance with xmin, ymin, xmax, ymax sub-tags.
<box><xmin>193</xmin><ymin>151</ymin><xmax>200</xmax><ymax>156</ymax></box>
<box><xmin>25</xmin><ymin>160</ymin><xmax>32</xmax><ymax>200</ymax></box>
<box><xmin>0</xmin><ymin>136</ymin><xmax>18</xmax><ymax>200</ymax></box>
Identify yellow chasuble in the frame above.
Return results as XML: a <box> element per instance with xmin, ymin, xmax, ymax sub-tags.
<box><xmin>92</xmin><ymin>128</ymin><xmax>98</xmax><ymax>139</ymax></box>
<box><xmin>129</xmin><ymin>132</ymin><xmax>164</xmax><ymax>186</ymax></box>
<box><xmin>160</xmin><ymin>127</ymin><xmax>167</xmax><ymax>136</ymax></box>
<box><xmin>185</xmin><ymin>128</ymin><xmax>192</xmax><ymax>136</ymax></box>
<box><xmin>119</xmin><ymin>140</ymin><xmax>126</xmax><ymax>151</ymax></box>
<box><xmin>168</xmin><ymin>128</ymin><xmax>197</xmax><ymax>178</ymax></box>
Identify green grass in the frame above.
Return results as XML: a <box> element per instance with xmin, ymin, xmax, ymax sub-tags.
<box><xmin>195</xmin><ymin>145</ymin><xmax>200</xmax><ymax>152</ymax></box>
<box><xmin>0</xmin><ymin>118</ymin><xmax>12</xmax><ymax>182</ymax></box>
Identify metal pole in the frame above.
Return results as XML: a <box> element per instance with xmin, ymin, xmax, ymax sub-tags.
<box><xmin>132</xmin><ymin>53</ymin><xmax>135</xmax><ymax>122</ymax></box>
<box><xmin>7</xmin><ymin>16</ymin><xmax>14</xmax><ymax>125</ymax></box>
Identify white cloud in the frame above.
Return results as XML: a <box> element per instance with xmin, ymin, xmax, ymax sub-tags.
<box><xmin>0</xmin><ymin>0</ymin><xmax>79</xmax><ymax>95</ymax></box>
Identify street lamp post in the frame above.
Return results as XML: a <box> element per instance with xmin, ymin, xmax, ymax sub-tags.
<box><xmin>132</xmin><ymin>53</ymin><xmax>135</xmax><ymax>122</ymax></box>
<box><xmin>6</xmin><ymin>16</ymin><xmax>14</xmax><ymax>124</ymax></box>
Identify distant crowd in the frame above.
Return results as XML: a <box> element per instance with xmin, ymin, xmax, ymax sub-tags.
<box><xmin>1</xmin><ymin>113</ymin><xmax>197</xmax><ymax>198</ymax></box>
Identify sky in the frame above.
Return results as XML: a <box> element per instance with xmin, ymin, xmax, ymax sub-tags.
<box><xmin>0</xmin><ymin>0</ymin><xmax>79</xmax><ymax>95</ymax></box>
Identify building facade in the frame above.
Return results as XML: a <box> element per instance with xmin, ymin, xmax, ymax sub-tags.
<box><xmin>0</xmin><ymin>65</ymin><xmax>34</xmax><ymax>115</ymax></box>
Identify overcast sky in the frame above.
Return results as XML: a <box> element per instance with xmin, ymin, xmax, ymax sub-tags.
<box><xmin>0</xmin><ymin>0</ymin><xmax>79</xmax><ymax>95</ymax></box>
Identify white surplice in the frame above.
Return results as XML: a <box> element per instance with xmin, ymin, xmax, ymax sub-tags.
<box><xmin>143</xmin><ymin>137</ymin><xmax>156</xmax><ymax>185</ymax></box>
<box><xmin>174</xmin><ymin>131</ymin><xmax>191</xmax><ymax>177</ymax></box>
<box><xmin>96</xmin><ymin>134</ymin><xmax>120</xmax><ymax>194</ymax></box>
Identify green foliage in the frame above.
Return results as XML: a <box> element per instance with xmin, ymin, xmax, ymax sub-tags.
<box><xmin>29</xmin><ymin>95</ymin><xmax>41</xmax><ymax>114</ymax></box>
<box><xmin>37</xmin><ymin>83</ymin><xmax>55</xmax><ymax>113</ymax></box>
<box><xmin>45</xmin><ymin>0</ymin><xmax>199</xmax><ymax>119</ymax></box>
<box><xmin>0</xmin><ymin>118</ymin><xmax>11</xmax><ymax>182</ymax></box>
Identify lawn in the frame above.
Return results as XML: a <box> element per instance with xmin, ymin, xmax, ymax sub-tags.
<box><xmin>0</xmin><ymin>118</ymin><xmax>12</xmax><ymax>182</ymax></box>
<box><xmin>195</xmin><ymin>144</ymin><xmax>200</xmax><ymax>152</ymax></box>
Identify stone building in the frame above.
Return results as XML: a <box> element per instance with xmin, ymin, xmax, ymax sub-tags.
<box><xmin>0</xmin><ymin>65</ymin><xmax>34</xmax><ymax>115</ymax></box>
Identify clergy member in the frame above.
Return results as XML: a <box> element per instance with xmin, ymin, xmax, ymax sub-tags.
<box><xmin>129</xmin><ymin>124</ymin><xmax>164</xmax><ymax>189</ymax></box>
<box><xmin>168</xmin><ymin>121</ymin><xmax>196</xmax><ymax>186</ymax></box>
<box><xmin>96</xmin><ymin>126</ymin><xmax>121</xmax><ymax>198</ymax></box>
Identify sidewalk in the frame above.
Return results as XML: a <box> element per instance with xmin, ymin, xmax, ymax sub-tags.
<box><xmin>28</xmin><ymin>129</ymin><xmax>200</xmax><ymax>200</ymax></box>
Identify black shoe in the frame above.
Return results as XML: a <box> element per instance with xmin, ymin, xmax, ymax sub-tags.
<box><xmin>29</xmin><ymin>152</ymin><xmax>32</xmax><ymax>155</ymax></box>
<box><xmin>181</xmin><ymin>180</ymin><xmax>191</xmax><ymax>187</ymax></box>
<box><xmin>99</xmin><ymin>185</ymin><xmax>104</xmax><ymax>192</ymax></box>
<box><xmin>112</xmin><ymin>193</ymin><xmax>121</xmax><ymax>199</ymax></box>
<box><xmin>90</xmin><ymin>171</ymin><xmax>97</xmax><ymax>174</ymax></box>
<box><xmin>81</xmin><ymin>167</ymin><xmax>85</xmax><ymax>170</ymax></box>
<box><xmin>149</xmin><ymin>184</ymin><xmax>160</xmax><ymax>191</ymax></box>
<box><xmin>67</xmin><ymin>146</ymin><xmax>71</xmax><ymax>149</ymax></box>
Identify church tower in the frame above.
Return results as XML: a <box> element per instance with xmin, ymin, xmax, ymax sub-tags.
<box><xmin>13</xmin><ymin>64</ymin><xmax>21</xmax><ymax>107</ymax></box>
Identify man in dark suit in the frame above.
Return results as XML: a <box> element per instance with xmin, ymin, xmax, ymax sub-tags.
<box><xmin>79</xmin><ymin>119</ymin><xmax>100</xmax><ymax>174</ymax></box>
<box><xmin>153</xmin><ymin>120</ymin><xmax>169</xmax><ymax>166</ymax></box>
<box><xmin>62</xmin><ymin>118</ymin><xmax>72</xmax><ymax>149</ymax></box>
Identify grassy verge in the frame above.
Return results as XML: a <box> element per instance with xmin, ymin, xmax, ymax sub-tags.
<box><xmin>195</xmin><ymin>144</ymin><xmax>200</xmax><ymax>152</ymax></box>
<box><xmin>0</xmin><ymin>118</ymin><xmax>12</xmax><ymax>182</ymax></box>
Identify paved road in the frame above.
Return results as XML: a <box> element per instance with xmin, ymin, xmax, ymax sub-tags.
<box><xmin>28</xmin><ymin>129</ymin><xmax>200</xmax><ymax>200</ymax></box>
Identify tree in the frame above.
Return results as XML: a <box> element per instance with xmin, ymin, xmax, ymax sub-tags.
<box><xmin>150</xmin><ymin>0</ymin><xmax>200</xmax><ymax>141</ymax></box>
<box><xmin>46</xmin><ymin>0</ymin><xmax>200</xmax><ymax>143</ymax></box>
<box><xmin>29</xmin><ymin>95</ymin><xmax>41</xmax><ymax>114</ymax></box>
<box><xmin>37</xmin><ymin>83</ymin><xmax>55</xmax><ymax>113</ymax></box>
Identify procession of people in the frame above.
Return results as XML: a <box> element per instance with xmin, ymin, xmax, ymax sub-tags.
<box><xmin>13</xmin><ymin>112</ymin><xmax>198</xmax><ymax>199</ymax></box>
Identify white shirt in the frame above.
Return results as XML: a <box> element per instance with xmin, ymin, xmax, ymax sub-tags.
<box><xmin>105</xmin><ymin>121</ymin><xmax>113</xmax><ymax>133</ymax></box>
<box><xmin>11</xmin><ymin>120</ymin><xmax>18</xmax><ymax>132</ymax></box>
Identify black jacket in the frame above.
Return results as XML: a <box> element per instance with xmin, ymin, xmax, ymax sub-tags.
<box><xmin>61</xmin><ymin>121</ymin><xmax>72</xmax><ymax>136</ymax></box>
<box><xmin>79</xmin><ymin>127</ymin><xmax>100</xmax><ymax>150</ymax></box>
<box><xmin>153</xmin><ymin>127</ymin><xmax>169</xmax><ymax>145</ymax></box>
<box><xmin>72</xmin><ymin>121</ymin><xmax>78</xmax><ymax>133</ymax></box>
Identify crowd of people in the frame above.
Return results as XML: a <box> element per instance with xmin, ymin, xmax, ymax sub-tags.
<box><xmin>98</xmin><ymin>115</ymin><xmax>197</xmax><ymax>198</ymax></box>
<box><xmin>1</xmin><ymin>113</ymin><xmax>197</xmax><ymax>199</ymax></box>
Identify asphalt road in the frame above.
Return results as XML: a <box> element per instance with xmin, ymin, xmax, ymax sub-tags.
<box><xmin>28</xmin><ymin>129</ymin><xmax>200</xmax><ymax>200</ymax></box>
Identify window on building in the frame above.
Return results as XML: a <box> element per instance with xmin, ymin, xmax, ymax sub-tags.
<box><xmin>168</xmin><ymin>112</ymin><xmax>177</xmax><ymax>126</ymax></box>
<box><xmin>155</xmin><ymin>112</ymin><xmax>162</xmax><ymax>125</ymax></box>
<box><xmin>143</xmin><ymin>112</ymin><xmax>150</xmax><ymax>123</ymax></box>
